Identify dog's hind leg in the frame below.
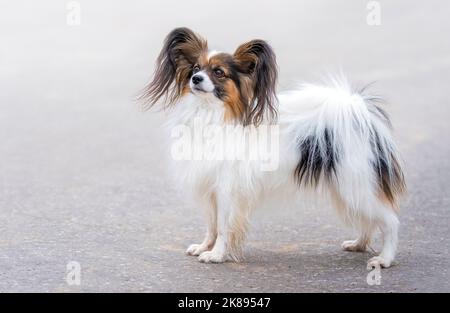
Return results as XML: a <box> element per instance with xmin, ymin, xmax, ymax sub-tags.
<box><xmin>331</xmin><ymin>184</ymin><xmax>399</xmax><ymax>268</ymax></box>
<box><xmin>330</xmin><ymin>188</ymin><xmax>375</xmax><ymax>253</ymax></box>
<box><xmin>341</xmin><ymin>224</ymin><xmax>374</xmax><ymax>252</ymax></box>
<box><xmin>367</xmin><ymin>203</ymin><xmax>399</xmax><ymax>269</ymax></box>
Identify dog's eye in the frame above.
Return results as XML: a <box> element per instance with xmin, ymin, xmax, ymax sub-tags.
<box><xmin>193</xmin><ymin>65</ymin><xmax>200</xmax><ymax>73</ymax></box>
<box><xmin>214</xmin><ymin>68</ymin><xmax>225</xmax><ymax>78</ymax></box>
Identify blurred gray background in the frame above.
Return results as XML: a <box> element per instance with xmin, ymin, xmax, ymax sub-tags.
<box><xmin>0</xmin><ymin>0</ymin><xmax>449</xmax><ymax>292</ymax></box>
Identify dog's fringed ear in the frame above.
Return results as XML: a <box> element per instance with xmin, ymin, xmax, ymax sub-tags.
<box><xmin>140</xmin><ymin>27</ymin><xmax>207</xmax><ymax>109</ymax></box>
<box><xmin>234</xmin><ymin>40</ymin><xmax>278</xmax><ymax>125</ymax></box>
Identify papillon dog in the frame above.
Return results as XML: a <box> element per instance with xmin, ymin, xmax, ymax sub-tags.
<box><xmin>141</xmin><ymin>28</ymin><xmax>406</xmax><ymax>269</ymax></box>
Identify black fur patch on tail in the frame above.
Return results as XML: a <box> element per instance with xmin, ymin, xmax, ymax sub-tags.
<box><xmin>295</xmin><ymin>128</ymin><xmax>338</xmax><ymax>187</ymax></box>
<box><xmin>372</xmin><ymin>129</ymin><xmax>406</xmax><ymax>204</ymax></box>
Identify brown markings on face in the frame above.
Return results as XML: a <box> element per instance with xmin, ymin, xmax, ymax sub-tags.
<box><xmin>192</xmin><ymin>52</ymin><xmax>250</xmax><ymax>123</ymax></box>
<box><xmin>181</xmin><ymin>84</ymin><xmax>191</xmax><ymax>97</ymax></box>
<box><xmin>222</xmin><ymin>80</ymin><xmax>245</xmax><ymax>122</ymax></box>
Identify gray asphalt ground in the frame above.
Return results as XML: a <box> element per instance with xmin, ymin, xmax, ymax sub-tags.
<box><xmin>1</xmin><ymin>1</ymin><xmax>449</xmax><ymax>292</ymax></box>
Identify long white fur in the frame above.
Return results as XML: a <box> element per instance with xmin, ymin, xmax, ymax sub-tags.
<box><xmin>166</xmin><ymin>76</ymin><xmax>400</xmax><ymax>268</ymax></box>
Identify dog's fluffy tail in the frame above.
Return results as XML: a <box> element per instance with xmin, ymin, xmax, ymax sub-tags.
<box><xmin>280</xmin><ymin>76</ymin><xmax>406</xmax><ymax>210</ymax></box>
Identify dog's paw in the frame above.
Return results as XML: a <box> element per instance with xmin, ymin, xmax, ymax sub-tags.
<box><xmin>198</xmin><ymin>250</ymin><xmax>226</xmax><ymax>263</ymax></box>
<box><xmin>367</xmin><ymin>256</ymin><xmax>392</xmax><ymax>269</ymax></box>
<box><xmin>341</xmin><ymin>240</ymin><xmax>366</xmax><ymax>252</ymax></box>
<box><xmin>186</xmin><ymin>244</ymin><xmax>209</xmax><ymax>256</ymax></box>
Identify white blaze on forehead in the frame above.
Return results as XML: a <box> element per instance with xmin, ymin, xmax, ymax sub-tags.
<box><xmin>207</xmin><ymin>50</ymin><xmax>221</xmax><ymax>60</ymax></box>
<box><xmin>189</xmin><ymin>51</ymin><xmax>221</xmax><ymax>95</ymax></box>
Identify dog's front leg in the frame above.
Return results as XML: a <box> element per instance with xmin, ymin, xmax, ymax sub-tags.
<box><xmin>198</xmin><ymin>192</ymin><xmax>231</xmax><ymax>263</ymax></box>
<box><xmin>186</xmin><ymin>193</ymin><xmax>218</xmax><ymax>256</ymax></box>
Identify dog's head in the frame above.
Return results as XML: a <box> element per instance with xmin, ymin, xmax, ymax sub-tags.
<box><xmin>142</xmin><ymin>27</ymin><xmax>278</xmax><ymax>125</ymax></box>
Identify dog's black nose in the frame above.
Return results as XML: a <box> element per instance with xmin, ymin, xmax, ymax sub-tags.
<box><xmin>192</xmin><ymin>75</ymin><xmax>203</xmax><ymax>85</ymax></box>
